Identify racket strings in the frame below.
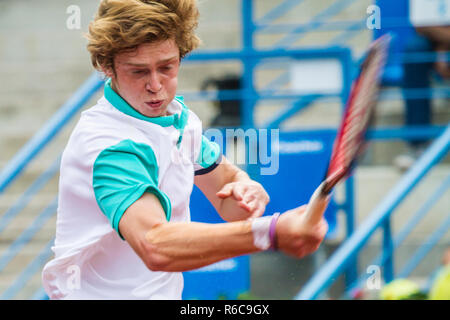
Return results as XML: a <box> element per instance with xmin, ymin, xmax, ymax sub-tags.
<box><xmin>324</xmin><ymin>35</ymin><xmax>390</xmax><ymax>191</ymax></box>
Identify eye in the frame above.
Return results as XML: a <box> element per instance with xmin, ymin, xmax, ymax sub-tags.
<box><xmin>132</xmin><ymin>69</ymin><xmax>147</xmax><ymax>75</ymax></box>
<box><xmin>160</xmin><ymin>65</ymin><xmax>173</xmax><ymax>71</ymax></box>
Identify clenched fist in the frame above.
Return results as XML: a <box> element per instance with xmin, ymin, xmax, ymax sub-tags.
<box><xmin>275</xmin><ymin>202</ymin><xmax>329</xmax><ymax>258</ymax></box>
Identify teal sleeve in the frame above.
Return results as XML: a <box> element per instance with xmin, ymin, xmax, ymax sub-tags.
<box><xmin>195</xmin><ymin>135</ymin><xmax>222</xmax><ymax>175</ymax></box>
<box><xmin>93</xmin><ymin>139</ymin><xmax>172</xmax><ymax>239</ymax></box>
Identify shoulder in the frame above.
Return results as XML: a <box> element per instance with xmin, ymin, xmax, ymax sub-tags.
<box><xmin>172</xmin><ymin>95</ymin><xmax>205</xmax><ymax>148</ymax></box>
<box><xmin>173</xmin><ymin>96</ymin><xmax>202</xmax><ymax>127</ymax></box>
<box><xmin>64</xmin><ymin>99</ymin><xmax>154</xmax><ymax>163</ymax></box>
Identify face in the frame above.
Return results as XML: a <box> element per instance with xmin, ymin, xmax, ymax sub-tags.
<box><xmin>106</xmin><ymin>39</ymin><xmax>180</xmax><ymax>117</ymax></box>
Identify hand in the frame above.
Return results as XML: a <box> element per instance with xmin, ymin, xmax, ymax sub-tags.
<box><xmin>275</xmin><ymin>204</ymin><xmax>329</xmax><ymax>259</ymax></box>
<box><xmin>216</xmin><ymin>180</ymin><xmax>270</xmax><ymax>219</ymax></box>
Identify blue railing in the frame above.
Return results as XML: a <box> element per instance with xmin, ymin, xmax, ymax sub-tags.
<box><xmin>0</xmin><ymin>0</ymin><xmax>448</xmax><ymax>299</ymax></box>
<box><xmin>0</xmin><ymin>72</ymin><xmax>104</xmax><ymax>194</ymax></box>
<box><xmin>295</xmin><ymin>124</ymin><xmax>450</xmax><ymax>300</ymax></box>
<box><xmin>0</xmin><ymin>73</ymin><xmax>103</xmax><ymax>299</ymax></box>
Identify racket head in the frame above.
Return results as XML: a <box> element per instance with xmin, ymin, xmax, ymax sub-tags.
<box><xmin>322</xmin><ymin>34</ymin><xmax>391</xmax><ymax>195</ymax></box>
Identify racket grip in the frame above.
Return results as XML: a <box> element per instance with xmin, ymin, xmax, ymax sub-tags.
<box><xmin>304</xmin><ymin>182</ymin><xmax>330</xmax><ymax>226</ymax></box>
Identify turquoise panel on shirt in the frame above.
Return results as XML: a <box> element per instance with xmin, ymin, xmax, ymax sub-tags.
<box><xmin>93</xmin><ymin>139</ymin><xmax>172</xmax><ymax>239</ymax></box>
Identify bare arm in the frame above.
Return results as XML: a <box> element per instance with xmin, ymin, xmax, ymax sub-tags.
<box><xmin>118</xmin><ymin>192</ymin><xmax>260</xmax><ymax>272</ymax></box>
<box><xmin>194</xmin><ymin>155</ymin><xmax>270</xmax><ymax>221</ymax></box>
<box><xmin>118</xmin><ymin>191</ymin><xmax>328</xmax><ymax>273</ymax></box>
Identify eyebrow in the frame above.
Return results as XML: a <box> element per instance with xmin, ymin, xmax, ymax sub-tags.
<box><xmin>122</xmin><ymin>56</ymin><xmax>179</xmax><ymax>67</ymax></box>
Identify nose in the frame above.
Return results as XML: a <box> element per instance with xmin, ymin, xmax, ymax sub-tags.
<box><xmin>145</xmin><ymin>72</ymin><xmax>162</xmax><ymax>93</ymax></box>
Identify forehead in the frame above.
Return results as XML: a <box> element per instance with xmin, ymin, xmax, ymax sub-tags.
<box><xmin>115</xmin><ymin>39</ymin><xmax>179</xmax><ymax>66</ymax></box>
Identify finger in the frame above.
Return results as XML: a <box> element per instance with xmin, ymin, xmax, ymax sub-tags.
<box><xmin>244</xmin><ymin>199</ymin><xmax>266</xmax><ymax>218</ymax></box>
<box><xmin>239</xmin><ymin>196</ymin><xmax>261</xmax><ymax>212</ymax></box>
<box><xmin>232</xmin><ymin>185</ymin><xmax>246</xmax><ymax>201</ymax></box>
<box><xmin>319</xmin><ymin>219</ymin><xmax>329</xmax><ymax>238</ymax></box>
<box><xmin>244</xmin><ymin>198</ymin><xmax>258</xmax><ymax>212</ymax></box>
<box><xmin>261</xmin><ymin>190</ymin><xmax>270</xmax><ymax>205</ymax></box>
<box><xmin>249</xmin><ymin>203</ymin><xmax>265</xmax><ymax>218</ymax></box>
<box><xmin>238</xmin><ymin>200</ymin><xmax>252</xmax><ymax>211</ymax></box>
<box><xmin>247</xmin><ymin>185</ymin><xmax>269</xmax><ymax>205</ymax></box>
<box><xmin>216</xmin><ymin>184</ymin><xmax>233</xmax><ymax>198</ymax></box>
<box><xmin>242</xmin><ymin>192</ymin><xmax>256</xmax><ymax>205</ymax></box>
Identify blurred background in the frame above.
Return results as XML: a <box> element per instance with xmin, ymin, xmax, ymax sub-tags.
<box><xmin>0</xmin><ymin>0</ymin><xmax>448</xmax><ymax>300</ymax></box>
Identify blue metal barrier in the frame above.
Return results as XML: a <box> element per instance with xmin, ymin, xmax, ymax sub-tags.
<box><xmin>345</xmin><ymin>174</ymin><xmax>450</xmax><ymax>292</ymax></box>
<box><xmin>0</xmin><ymin>198</ymin><xmax>58</xmax><ymax>272</ymax></box>
<box><xmin>397</xmin><ymin>214</ymin><xmax>450</xmax><ymax>279</ymax></box>
<box><xmin>295</xmin><ymin>124</ymin><xmax>450</xmax><ymax>300</ymax></box>
<box><xmin>273</xmin><ymin>0</ymin><xmax>357</xmax><ymax>48</ymax></box>
<box><xmin>0</xmin><ymin>156</ymin><xmax>60</xmax><ymax>235</ymax></box>
<box><xmin>0</xmin><ymin>73</ymin><xmax>102</xmax><ymax>299</ymax></box>
<box><xmin>1</xmin><ymin>239</ymin><xmax>54</xmax><ymax>300</ymax></box>
<box><xmin>0</xmin><ymin>73</ymin><xmax>103</xmax><ymax>195</ymax></box>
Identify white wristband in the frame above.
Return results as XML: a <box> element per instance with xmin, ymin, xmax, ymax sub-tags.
<box><xmin>251</xmin><ymin>215</ymin><xmax>272</xmax><ymax>250</ymax></box>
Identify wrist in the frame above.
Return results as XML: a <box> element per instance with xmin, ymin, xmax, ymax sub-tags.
<box><xmin>251</xmin><ymin>213</ymin><xmax>280</xmax><ymax>251</ymax></box>
<box><xmin>269</xmin><ymin>213</ymin><xmax>280</xmax><ymax>250</ymax></box>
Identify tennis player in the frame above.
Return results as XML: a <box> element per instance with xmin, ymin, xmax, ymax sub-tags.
<box><xmin>42</xmin><ymin>0</ymin><xmax>329</xmax><ymax>299</ymax></box>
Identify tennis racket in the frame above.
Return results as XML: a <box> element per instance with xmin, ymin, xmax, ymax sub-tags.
<box><xmin>304</xmin><ymin>34</ymin><xmax>391</xmax><ymax>226</ymax></box>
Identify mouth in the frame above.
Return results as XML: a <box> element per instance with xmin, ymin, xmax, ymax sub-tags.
<box><xmin>145</xmin><ymin>100</ymin><xmax>164</xmax><ymax>109</ymax></box>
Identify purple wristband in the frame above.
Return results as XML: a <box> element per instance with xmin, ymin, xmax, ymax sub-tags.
<box><xmin>269</xmin><ymin>213</ymin><xmax>280</xmax><ymax>250</ymax></box>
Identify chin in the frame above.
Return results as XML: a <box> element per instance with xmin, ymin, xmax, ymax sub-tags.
<box><xmin>140</xmin><ymin>104</ymin><xmax>168</xmax><ymax>118</ymax></box>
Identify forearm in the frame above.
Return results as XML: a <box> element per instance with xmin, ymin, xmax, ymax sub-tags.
<box><xmin>217</xmin><ymin>167</ymin><xmax>253</xmax><ymax>221</ymax></box>
<box><xmin>123</xmin><ymin>191</ymin><xmax>329</xmax><ymax>275</ymax></box>
<box><xmin>144</xmin><ymin>220</ymin><xmax>259</xmax><ymax>272</ymax></box>
<box><xmin>230</xmin><ymin>166</ymin><xmax>251</xmax><ymax>183</ymax></box>
<box><xmin>194</xmin><ymin>156</ymin><xmax>269</xmax><ymax>221</ymax></box>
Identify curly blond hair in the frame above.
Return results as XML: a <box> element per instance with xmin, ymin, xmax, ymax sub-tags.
<box><xmin>85</xmin><ymin>0</ymin><xmax>201</xmax><ymax>72</ymax></box>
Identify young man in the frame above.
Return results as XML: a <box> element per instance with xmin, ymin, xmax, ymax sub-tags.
<box><xmin>42</xmin><ymin>0</ymin><xmax>329</xmax><ymax>299</ymax></box>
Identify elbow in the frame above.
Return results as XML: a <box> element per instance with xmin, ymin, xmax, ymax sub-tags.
<box><xmin>142</xmin><ymin>250</ymin><xmax>170</xmax><ymax>272</ymax></box>
<box><xmin>140</xmin><ymin>233</ymin><xmax>172</xmax><ymax>272</ymax></box>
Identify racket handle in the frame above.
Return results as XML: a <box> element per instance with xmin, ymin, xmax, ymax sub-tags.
<box><xmin>304</xmin><ymin>182</ymin><xmax>330</xmax><ymax>226</ymax></box>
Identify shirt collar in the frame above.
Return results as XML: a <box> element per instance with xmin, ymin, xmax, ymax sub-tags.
<box><xmin>104</xmin><ymin>78</ymin><xmax>188</xmax><ymax>129</ymax></box>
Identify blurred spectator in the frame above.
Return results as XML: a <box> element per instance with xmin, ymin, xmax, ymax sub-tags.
<box><xmin>428</xmin><ymin>247</ymin><xmax>450</xmax><ymax>300</ymax></box>
<box><xmin>394</xmin><ymin>19</ymin><xmax>450</xmax><ymax>170</ymax></box>
<box><xmin>379</xmin><ymin>278</ymin><xmax>427</xmax><ymax>300</ymax></box>
<box><xmin>201</xmin><ymin>74</ymin><xmax>242</xmax><ymax>128</ymax></box>
<box><xmin>379</xmin><ymin>247</ymin><xmax>450</xmax><ymax>300</ymax></box>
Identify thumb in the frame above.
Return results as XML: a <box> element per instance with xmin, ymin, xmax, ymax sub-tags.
<box><xmin>294</xmin><ymin>205</ymin><xmax>308</xmax><ymax>215</ymax></box>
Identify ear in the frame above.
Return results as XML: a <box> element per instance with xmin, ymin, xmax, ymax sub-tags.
<box><xmin>102</xmin><ymin>66</ymin><xmax>115</xmax><ymax>79</ymax></box>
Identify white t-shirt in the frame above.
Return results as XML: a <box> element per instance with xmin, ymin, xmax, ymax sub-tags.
<box><xmin>42</xmin><ymin>80</ymin><xmax>221</xmax><ymax>299</ymax></box>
